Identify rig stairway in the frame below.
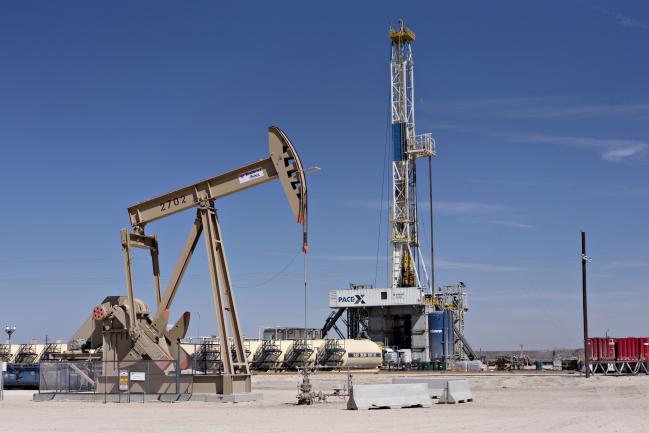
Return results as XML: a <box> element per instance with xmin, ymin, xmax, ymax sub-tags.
<box><xmin>14</xmin><ymin>344</ymin><xmax>38</xmax><ymax>364</ymax></box>
<box><xmin>0</xmin><ymin>344</ymin><xmax>10</xmax><ymax>362</ymax></box>
<box><xmin>316</xmin><ymin>339</ymin><xmax>346</xmax><ymax>368</ymax></box>
<box><xmin>252</xmin><ymin>340</ymin><xmax>283</xmax><ymax>370</ymax></box>
<box><xmin>454</xmin><ymin>325</ymin><xmax>477</xmax><ymax>361</ymax></box>
<box><xmin>322</xmin><ymin>308</ymin><xmax>346</xmax><ymax>338</ymax></box>
<box><xmin>283</xmin><ymin>340</ymin><xmax>314</xmax><ymax>370</ymax></box>
<box><xmin>194</xmin><ymin>341</ymin><xmax>223</xmax><ymax>373</ymax></box>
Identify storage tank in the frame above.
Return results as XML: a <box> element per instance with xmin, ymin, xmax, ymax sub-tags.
<box><xmin>428</xmin><ymin>310</ymin><xmax>454</xmax><ymax>361</ymax></box>
<box><xmin>308</xmin><ymin>339</ymin><xmax>326</xmax><ymax>364</ymax></box>
<box><xmin>271</xmin><ymin>340</ymin><xmax>292</xmax><ymax>368</ymax></box>
<box><xmin>180</xmin><ymin>343</ymin><xmax>198</xmax><ymax>356</ymax></box>
<box><xmin>2</xmin><ymin>363</ymin><xmax>39</xmax><ymax>389</ymax></box>
<box><xmin>340</xmin><ymin>339</ymin><xmax>382</xmax><ymax>369</ymax></box>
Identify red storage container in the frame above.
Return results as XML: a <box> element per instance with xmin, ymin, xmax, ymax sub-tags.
<box><xmin>588</xmin><ymin>337</ymin><xmax>618</xmax><ymax>361</ymax></box>
<box><xmin>588</xmin><ymin>337</ymin><xmax>617</xmax><ymax>361</ymax></box>
<box><xmin>632</xmin><ymin>338</ymin><xmax>640</xmax><ymax>360</ymax></box>
<box><xmin>624</xmin><ymin>338</ymin><xmax>631</xmax><ymax>361</ymax></box>
<box><xmin>625</xmin><ymin>338</ymin><xmax>631</xmax><ymax>360</ymax></box>
<box><xmin>587</xmin><ymin>338</ymin><xmax>596</xmax><ymax>361</ymax></box>
<box><xmin>603</xmin><ymin>338</ymin><xmax>615</xmax><ymax>361</ymax></box>
<box><xmin>626</xmin><ymin>338</ymin><xmax>632</xmax><ymax>361</ymax></box>
<box><xmin>640</xmin><ymin>338</ymin><xmax>649</xmax><ymax>362</ymax></box>
<box><xmin>615</xmin><ymin>338</ymin><xmax>628</xmax><ymax>361</ymax></box>
<box><xmin>596</xmin><ymin>338</ymin><xmax>604</xmax><ymax>360</ymax></box>
<box><xmin>625</xmin><ymin>338</ymin><xmax>633</xmax><ymax>361</ymax></box>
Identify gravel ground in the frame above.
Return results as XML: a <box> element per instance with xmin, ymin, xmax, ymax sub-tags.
<box><xmin>1</xmin><ymin>372</ymin><xmax>648</xmax><ymax>433</ymax></box>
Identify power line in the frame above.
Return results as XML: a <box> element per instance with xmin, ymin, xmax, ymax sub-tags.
<box><xmin>234</xmin><ymin>251</ymin><xmax>300</xmax><ymax>288</ymax></box>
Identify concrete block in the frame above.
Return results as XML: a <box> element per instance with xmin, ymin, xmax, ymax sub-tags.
<box><xmin>439</xmin><ymin>379</ymin><xmax>473</xmax><ymax>404</ymax></box>
<box><xmin>32</xmin><ymin>393</ymin><xmax>55</xmax><ymax>402</ymax></box>
<box><xmin>347</xmin><ymin>383</ymin><xmax>432</xmax><ymax>410</ymax></box>
<box><xmin>392</xmin><ymin>377</ymin><xmax>465</xmax><ymax>398</ymax></box>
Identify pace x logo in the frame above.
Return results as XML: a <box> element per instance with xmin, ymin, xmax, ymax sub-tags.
<box><xmin>354</xmin><ymin>294</ymin><xmax>366</xmax><ymax>305</ymax></box>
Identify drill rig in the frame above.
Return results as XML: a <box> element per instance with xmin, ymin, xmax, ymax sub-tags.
<box><xmin>70</xmin><ymin>126</ymin><xmax>308</xmax><ymax>395</ymax></box>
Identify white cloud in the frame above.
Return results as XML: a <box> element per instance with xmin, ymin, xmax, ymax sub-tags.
<box><xmin>485</xmin><ymin>220</ymin><xmax>534</xmax><ymax>229</ymax></box>
<box><xmin>504</xmin><ymin>132</ymin><xmax>648</xmax><ymax>162</ymax></box>
<box><xmin>616</xmin><ymin>14</ymin><xmax>649</xmax><ymax>29</ymax></box>
<box><xmin>345</xmin><ymin>199</ymin><xmax>506</xmax><ymax>215</ymax></box>
<box><xmin>433</xmin><ymin>201</ymin><xmax>505</xmax><ymax>215</ymax></box>
<box><xmin>308</xmin><ymin>254</ymin><xmax>381</xmax><ymax>262</ymax></box>
<box><xmin>604</xmin><ymin>259</ymin><xmax>649</xmax><ymax>269</ymax></box>
<box><xmin>436</xmin><ymin>259</ymin><xmax>531</xmax><ymax>272</ymax></box>
<box><xmin>472</xmin><ymin>179</ymin><xmax>573</xmax><ymax>188</ymax></box>
<box><xmin>593</xmin><ymin>5</ymin><xmax>649</xmax><ymax>30</ymax></box>
<box><xmin>423</xmin><ymin>97</ymin><xmax>649</xmax><ymax>120</ymax></box>
<box><xmin>602</xmin><ymin>144</ymin><xmax>648</xmax><ymax>161</ymax></box>
<box><xmin>306</xmin><ymin>254</ymin><xmax>531</xmax><ymax>273</ymax></box>
<box><xmin>423</xmin><ymin>102</ymin><xmax>649</xmax><ymax>162</ymax></box>
<box><xmin>343</xmin><ymin>199</ymin><xmax>534</xmax><ymax>229</ymax></box>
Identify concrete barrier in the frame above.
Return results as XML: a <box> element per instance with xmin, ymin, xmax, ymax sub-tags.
<box><xmin>439</xmin><ymin>379</ymin><xmax>473</xmax><ymax>404</ymax></box>
<box><xmin>392</xmin><ymin>377</ymin><xmax>465</xmax><ymax>399</ymax></box>
<box><xmin>347</xmin><ymin>383</ymin><xmax>432</xmax><ymax>410</ymax></box>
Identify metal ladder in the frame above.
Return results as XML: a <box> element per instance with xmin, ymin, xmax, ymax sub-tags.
<box><xmin>283</xmin><ymin>340</ymin><xmax>313</xmax><ymax>370</ymax></box>
<box><xmin>454</xmin><ymin>325</ymin><xmax>477</xmax><ymax>361</ymax></box>
<box><xmin>252</xmin><ymin>340</ymin><xmax>282</xmax><ymax>370</ymax></box>
<box><xmin>317</xmin><ymin>340</ymin><xmax>346</xmax><ymax>367</ymax></box>
<box><xmin>322</xmin><ymin>308</ymin><xmax>346</xmax><ymax>338</ymax></box>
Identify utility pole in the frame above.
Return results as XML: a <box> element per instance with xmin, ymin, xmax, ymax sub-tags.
<box><xmin>581</xmin><ymin>231</ymin><xmax>590</xmax><ymax>378</ymax></box>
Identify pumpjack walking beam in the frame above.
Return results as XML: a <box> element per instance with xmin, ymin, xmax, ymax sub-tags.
<box><xmin>118</xmin><ymin>126</ymin><xmax>308</xmax><ymax>389</ymax></box>
<box><xmin>126</xmin><ymin>127</ymin><xmax>307</xmax><ymax>229</ymax></box>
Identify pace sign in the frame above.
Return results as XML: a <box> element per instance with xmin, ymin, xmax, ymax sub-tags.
<box><xmin>329</xmin><ymin>287</ymin><xmax>424</xmax><ymax>308</ymax></box>
<box><xmin>337</xmin><ymin>294</ymin><xmax>366</xmax><ymax>305</ymax></box>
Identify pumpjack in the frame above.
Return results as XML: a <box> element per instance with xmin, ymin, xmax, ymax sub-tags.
<box><xmin>70</xmin><ymin>126</ymin><xmax>308</xmax><ymax>396</ymax></box>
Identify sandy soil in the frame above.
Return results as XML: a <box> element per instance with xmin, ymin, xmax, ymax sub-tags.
<box><xmin>1</xmin><ymin>372</ymin><xmax>648</xmax><ymax>433</ymax></box>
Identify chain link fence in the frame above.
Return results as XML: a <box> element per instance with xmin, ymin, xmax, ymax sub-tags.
<box><xmin>39</xmin><ymin>360</ymin><xmax>194</xmax><ymax>397</ymax></box>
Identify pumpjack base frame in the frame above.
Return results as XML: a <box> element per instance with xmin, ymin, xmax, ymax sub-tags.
<box><xmin>92</xmin><ymin>373</ymin><xmax>251</xmax><ymax>395</ymax></box>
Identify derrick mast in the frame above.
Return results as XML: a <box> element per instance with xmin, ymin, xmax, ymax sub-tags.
<box><xmin>327</xmin><ymin>23</ymin><xmax>477</xmax><ymax>363</ymax></box>
<box><xmin>389</xmin><ymin>21</ymin><xmax>435</xmax><ymax>289</ymax></box>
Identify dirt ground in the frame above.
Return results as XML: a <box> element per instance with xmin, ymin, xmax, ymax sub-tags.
<box><xmin>1</xmin><ymin>372</ymin><xmax>648</xmax><ymax>433</ymax></box>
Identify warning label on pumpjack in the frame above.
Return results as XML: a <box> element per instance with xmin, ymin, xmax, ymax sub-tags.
<box><xmin>238</xmin><ymin>168</ymin><xmax>264</xmax><ymax>184</ymax></box>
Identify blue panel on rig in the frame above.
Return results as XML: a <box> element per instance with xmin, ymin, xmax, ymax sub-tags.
<box><xmin>392</xmin><ymin>122</ymin><xmax>406</xmax><ymax>161</ymax></box>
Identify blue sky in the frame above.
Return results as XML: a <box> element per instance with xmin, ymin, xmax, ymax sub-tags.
<box><xmin>1</xmin><ymin>1</ymin><xmax>648</xmax><ymax>350</ymax></box>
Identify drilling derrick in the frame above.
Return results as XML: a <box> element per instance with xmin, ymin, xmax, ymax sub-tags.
<box><xmin>389</xmin><ymin>21</ymin><xmax>435</xmax><ymax>289</ymax></box>
<box><xmin>326</xmin><ymin>22</ymin><xmax>446</xmax><ymax>363</ymax></box>
<box><xmin>326</xmin><ymin>23</ymin><xmax>477</xmax><ymax>363</ymax></box>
